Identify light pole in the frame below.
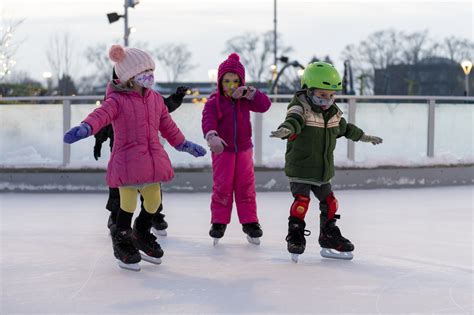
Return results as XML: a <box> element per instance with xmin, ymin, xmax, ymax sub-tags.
<box><xmin>270</xmin><ymin>56</ymin><xmax>304</xmax><ymax>94</ymax></box>
<box><xmin>42</xmin><ymin>72</ymin><xmax>52</xmax><ymax>94</ymax></box>
<box><xmin>107</xmin><ymin>0</ymin><xmax>140</xmax><ymax>47</ymax></box>
<box><xmin>273</xmin><ymin>0</ymin><xmax>277</xmax><ymax>73</ymax></box>
<box><xmin>208</xmin><ymin>69</ymin><xmax>218</xmax><ymax>90</ymax></box>
<box><xmin>460</xmin><ymin>60</ymin><xmax>472</xmax><ymax>96</ymax></box>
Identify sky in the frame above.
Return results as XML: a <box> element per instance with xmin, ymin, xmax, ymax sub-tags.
<box><xmin>1</xmin><ymin>0</ymin><xmax>473</xmax><ymax>84</ymax></box>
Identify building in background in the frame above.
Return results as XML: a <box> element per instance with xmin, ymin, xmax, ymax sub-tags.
<box><xmin>374</xmin><ymin>57</ymin><xmax>474</xmax><ymax>96</ymax></box>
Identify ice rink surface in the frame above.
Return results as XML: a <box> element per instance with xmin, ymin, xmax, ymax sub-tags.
<box><xmin>1</xmin><ymin>186</ymin><xmax>473</xmax><ymax>314</ymax></box>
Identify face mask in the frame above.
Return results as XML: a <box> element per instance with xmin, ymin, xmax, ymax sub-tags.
<box><xmin>222</xmin><ymin>81</ymin><xmax>240</xmax><ymax>96</ymax></box>
<box><xmin>133</xmin><ymin>70</ymin><xmax>154</xmax><ymax>88</ymax></box>
<box><xmin>307</xmin><ymin>90</ymin><xmax>334</xmax><ymax>108</ymax></box>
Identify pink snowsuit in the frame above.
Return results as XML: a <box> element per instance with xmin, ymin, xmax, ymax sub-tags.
<box><xmin>83</xmin><ymin>83</ymin><xmax>185</xmax><ymax>188</ymax></box>
<box><xmin>201</xmin><ymin>59</ymin><xmax>271</xmax><ymax>224</ymax></box>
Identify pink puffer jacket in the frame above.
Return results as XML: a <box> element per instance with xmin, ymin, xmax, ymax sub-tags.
<box><xmin>83</xmin><ymin>83</ymin><xmax>185</xmax><ymax>188</ymax></box>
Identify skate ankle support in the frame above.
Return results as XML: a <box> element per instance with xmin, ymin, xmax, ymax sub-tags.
<box><xmin>324</xmin><ymin>192</ymin><xmax>339</xmax><ymax>221</ymax></box>
<box><xmin>290</xmin><ymin>194</ymin><xmax>310</xmax><ymax>220</ymax></box>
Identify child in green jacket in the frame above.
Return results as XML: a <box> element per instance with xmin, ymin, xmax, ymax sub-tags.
<box><xmin>270</xmin><ymin>62</ymin><xmax>383</xmax><ymax>262</ymax></box>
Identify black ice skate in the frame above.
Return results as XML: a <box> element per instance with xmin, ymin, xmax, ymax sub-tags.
<box><xmin>132</xmin><ymin>222</ymin><xmax>164</xmax><ymax>265</ymax></box>
<box><xmin>106</xmin><ymin>189</ymin><xmax>120</xmax><ymax>230</ymax></box>
<box><xmin>110</xmin><ymin>225</ymin><xmax>141</xmax><ymax>271</ymax></box>
<box><xmin>285</xmin><ymin>216</ymin><xmax>311</xmax><ymax>263</ymax></box>
<box><xmin>151</xmin><ymin>211</ymin><xmax>168</xmax><ymax>237</ymax></box>
<box><xmin>242</xmin><ymin>222</ymin><xmax>263</xmax><ymax>245</ymax></box>
<box><xmin>319</xmin><ymin>212</ymin><xmax>354</xmax><ymax>260</ymax></box>
<box><xmin>107</xmin><ymin>212</ymin><xmax>117</xmax><ymax>230</ymax></box>
<box><xmin>209</xmin><ymin>223</ymin><xmax>227</xmax><ymax>246</ymax></box>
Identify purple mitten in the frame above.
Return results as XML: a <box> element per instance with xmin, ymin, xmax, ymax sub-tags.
<box><xmin>232</xmin><ymin>86</ymin><xmax>256</xmax><ymax>100</ymax></box>
<box><xmin>63</xmin><ymin>122</ymin><xmax>92</xmax><ymax>144</ymax></box>
<box><xmin>205</xmin><ymin>131</ymin><xmax>227</xmax><ymax>154</ymax></box>
<box><xmin>174</xmin><ymin>140</ymin><xmax>207</xmax><ymax>157</ymax></box>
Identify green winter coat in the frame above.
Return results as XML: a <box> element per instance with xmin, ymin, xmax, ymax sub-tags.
<box><xmin>279</xmin><ymin>90</ymin><xmax>364</xmax><ymax>183</ymax></box>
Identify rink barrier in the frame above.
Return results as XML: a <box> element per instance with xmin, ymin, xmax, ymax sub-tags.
<box><xmin>0</xmin><ymin>165</ymin><xmax>472</xmax><ymax>192</ymax></box>
<box><xmin>1</xmin><ymin>94</ymin><xmax>473</xmax><ymax>167</ymax></box>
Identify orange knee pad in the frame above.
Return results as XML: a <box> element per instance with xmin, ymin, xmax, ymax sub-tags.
<box><xmin>290</xmin><ymin>194</ymin><xmax>310</xmax><ymax>220</ymax></box>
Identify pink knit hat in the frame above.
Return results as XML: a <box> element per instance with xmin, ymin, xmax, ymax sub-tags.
<box><xmin>217</xmin><ymin>53</ymin><xmax>246</xmax><ymax>87</ymax></box>
<box><xmin>109</xmin><ymin>45</ymin><xmax>155</xmax><ymax>82</ymax></box>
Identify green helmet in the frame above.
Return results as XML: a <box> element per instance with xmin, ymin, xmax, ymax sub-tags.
<box><xmin>300</xmin><ymin>62</ymin><xmax>342</xmax><ymax>91</ymax></box>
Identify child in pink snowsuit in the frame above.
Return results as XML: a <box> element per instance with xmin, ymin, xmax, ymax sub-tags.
<box><xmin>64</xmin><ymin>45</ymin><xmax>207</xmax><ymax>271</ymax></box>
<box><xmin>201</xmin><ymin>53</ymin><xmax>271</xmax><ymax>244</ymax></box>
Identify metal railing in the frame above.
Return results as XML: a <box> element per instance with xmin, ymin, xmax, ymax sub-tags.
<box><xmin>1</xmin><ymin>94</ymin><xmax>473</xmax><ymax>166</ymax></box>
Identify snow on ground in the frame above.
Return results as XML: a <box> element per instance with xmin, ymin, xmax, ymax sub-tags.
<box><xmin>1</xmin><ymin>186</ymin><xmax>473</xmax><ymax>314</ymax></box>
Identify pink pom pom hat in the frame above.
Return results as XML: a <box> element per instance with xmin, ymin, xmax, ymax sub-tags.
<box><xmin>217</xmin><ymin>53</ymin><xmax>246</xmax><ymax>87</ymax></box>
<box><xmin>108</xmin><ymin>45</ymin><xmax>155</xmax><ymax>82</ymax></box>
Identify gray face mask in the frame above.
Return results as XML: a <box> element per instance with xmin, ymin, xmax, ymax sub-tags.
<box><xmin>307</xmin><ymin>90</ymin><xmax>334</xmax><ymax>107</ymax></box>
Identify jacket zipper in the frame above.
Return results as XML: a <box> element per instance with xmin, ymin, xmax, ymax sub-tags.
<box><xmin>323</xmin><ymin>111</ymin><xmax>329</xmax><ymax>179</ymax></box>
<box><xmin>143</xmin><ymin>92</ymin><xmax>155</xmax><ymax>176</ymax></box>
<box><xmin>232</xmin><ymin>99</ymin><xmax>238</xmax><ymax>152</ymax></box>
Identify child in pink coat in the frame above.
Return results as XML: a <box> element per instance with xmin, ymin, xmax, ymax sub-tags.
<box><xmin>64</xmin><ymin>45</ymin><xmax>206</xmax><ymax>271</ymax></box>
<box><xmin>201</xmin><ymin>53</ymin><xmax>271</xmax><ymax>244</ymax></box>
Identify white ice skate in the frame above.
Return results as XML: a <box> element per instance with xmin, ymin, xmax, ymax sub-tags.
<box><xmin>116</xmin><ymin>260</ymin><xmax>141</xmax><ymax>271</ymax></box>
<box><xmin>151</xmin><ymin>227</ymin><xmax>167</xmax><ymax>237</ymax></box>
<box><xmin>246</xmin><ymin>235</ymin><xmax>261</xmax><ymax>245</ymax></box>
<box><xmin>139</xmin><ymin>252</ymin><xmax>162</xmax><ymax>265</ymax></box>
<box><xmin>320</xmin><ymin>248</ymin><xmax>353</xmax><ymax>260</ymax></box>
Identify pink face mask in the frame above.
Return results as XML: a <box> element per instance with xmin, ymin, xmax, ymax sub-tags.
<box><xmin>133</xmin><ymin>70</ymin><xmax>154</xmax><ymax>88</ymax></box>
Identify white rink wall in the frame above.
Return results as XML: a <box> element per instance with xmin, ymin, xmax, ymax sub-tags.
<box><xmin>0</xmin><ymin>101</ymin><xmax>473</xmax><ymax>168</ymax></box>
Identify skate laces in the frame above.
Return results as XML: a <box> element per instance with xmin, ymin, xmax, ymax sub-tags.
<box><xmin>324</xmin><ymin>222</ymin><xmax>349</xmax><ymax>242</ymax></box>
<box><xmin>244</xmin><ymin>223</ymin><xmax>261</xmax><ymax>232</ymax></box>
<box><xmin>115</xmin><ymin>230</ymin><xmax>137</xmax><ymax>252</ymax></box>
<box><xmin>155</xmin><ymin>213</ymin><xmax>165</xmax><ymax>222</ymax></box>
<box><xmin>286</xmin><ymin>224</ymin><xmax>311</xmax><ymax>244</ymax></box>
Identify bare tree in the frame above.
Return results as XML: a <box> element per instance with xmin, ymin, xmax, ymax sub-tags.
<box><xmin>46</xmin><ymin>32</ymin><xmax>79</xmax><ymax>95</ymax></box>
<box><xmin>85</xmin><ymin>43</ymin><xmax>111</xmax><ymax>80</ymax></box>
<box><xmin>46</xmin><ymin>32</ymin><xmax>76</xmax><ymax>82</ymax></box>
<box><xmin>442</xmin><ymin>36</ymin><xmax>474</xmax><ymax>62</ymax></box>
<box><xmin>223</xmin><ymin>30</ymin><xmax>292</xmax><ymax>82</ymax></box>
<box><xmin>153</xmin><ymin>43</ymin><xmax>197</xmax><ymax>82</ymax></box>
<box><xmin>400</xmin><ymin>30</ymin><xmax>432</xmax><ymax>65</ymax></box>
<box><xmin>0</xmin><ymin>16</ymin><xmax>25</xmax><ymax>81</ymax></box>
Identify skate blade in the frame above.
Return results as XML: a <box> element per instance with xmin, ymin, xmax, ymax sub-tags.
<box><xmin>151</xmin><ymin>227</ymin><xmax>167</xmax><ymax>237</ymax></box>
<box><xmin>291</xmin><ymin>254</ymin><xmax>299</xmax><ymax>263</ymax></box>
<box><xmin>140</xmin><ymin>253</ymin><xmax>162</xmax><ymax>265</ymax></box>
<box><xmin>246</xmin><ymin>235</ymin><xmax>261</xmax><ymax>245</ymax></box>
<box><xmin>117</xmin><ymin>260</ymin><xmax>141</xmax><ymax>271</ymax></box>
<box><xmin>213</xmin><ymin>238</ymin><xmax>219</xmax><ymax>246</ymax></box>
<box><xmin>320</xmin><ymin>248</ymin><xmax>353</xmax><ymax>260</ymax></box>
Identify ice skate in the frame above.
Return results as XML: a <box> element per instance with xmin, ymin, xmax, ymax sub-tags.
<box><xmin>110</xmin><ymin>225</ymin><xmax>141</xmax><ymax>271</ymax></box>
<box><xmin>209</xmin><ymin>223</ymin><xmax>227</xmax><ymax>246</ymax></box>
<box><xmin>107</xmin><ymin>211</ymin><xmax>117</xmax><ymax>230</ymax></box>
<box><xmin>151</xmin><ymin>212</ymin><xmax>168</xmax><ymax>236</ymax></box>
<box><xmin>242</xmin><ymin>222</ymin><xmax>263</xmax><ymax>245</ymax></box>
<box><xmin>319</xmin><ymin>213</ymin><xmax>354</xmax><ymax>260</ymax></box>
<box><xmin>132</xmin><ymin>222</ymin><xmax>164</xmax><ymax>265</ymax></box>
<box><xmin>285</xmin><ymin>216</ymin><xmax>311</xmax><ymax>263</ymax></box>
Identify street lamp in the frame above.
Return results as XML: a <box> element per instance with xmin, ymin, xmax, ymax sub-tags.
<box><xmin>42</xmin><ymin>71</ymin><xmax>53</xmax><ymax>94</ymax></box>
<box><xmin>208</xmin><ymin>69</ymin><xmax>217</xmax><ymax>90</ymax></box>
<box><xmin>106</xmin><ymin>0</ymin><xmax>140</xmax><ymax>47</ymax></box>
<box><xmin>460</xmin><ymin>60</ymin><xmax>472</xmax><ymax>96</ymax></box>
<box><xmin>208</xmin><ymin>69</ymin><xmax>217</xmax><ymax>82</ymax></box>
<box><xmin>270</xmin><ymin>56</ymin><xmax>304</xmax><ymax>94</ymax></box>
